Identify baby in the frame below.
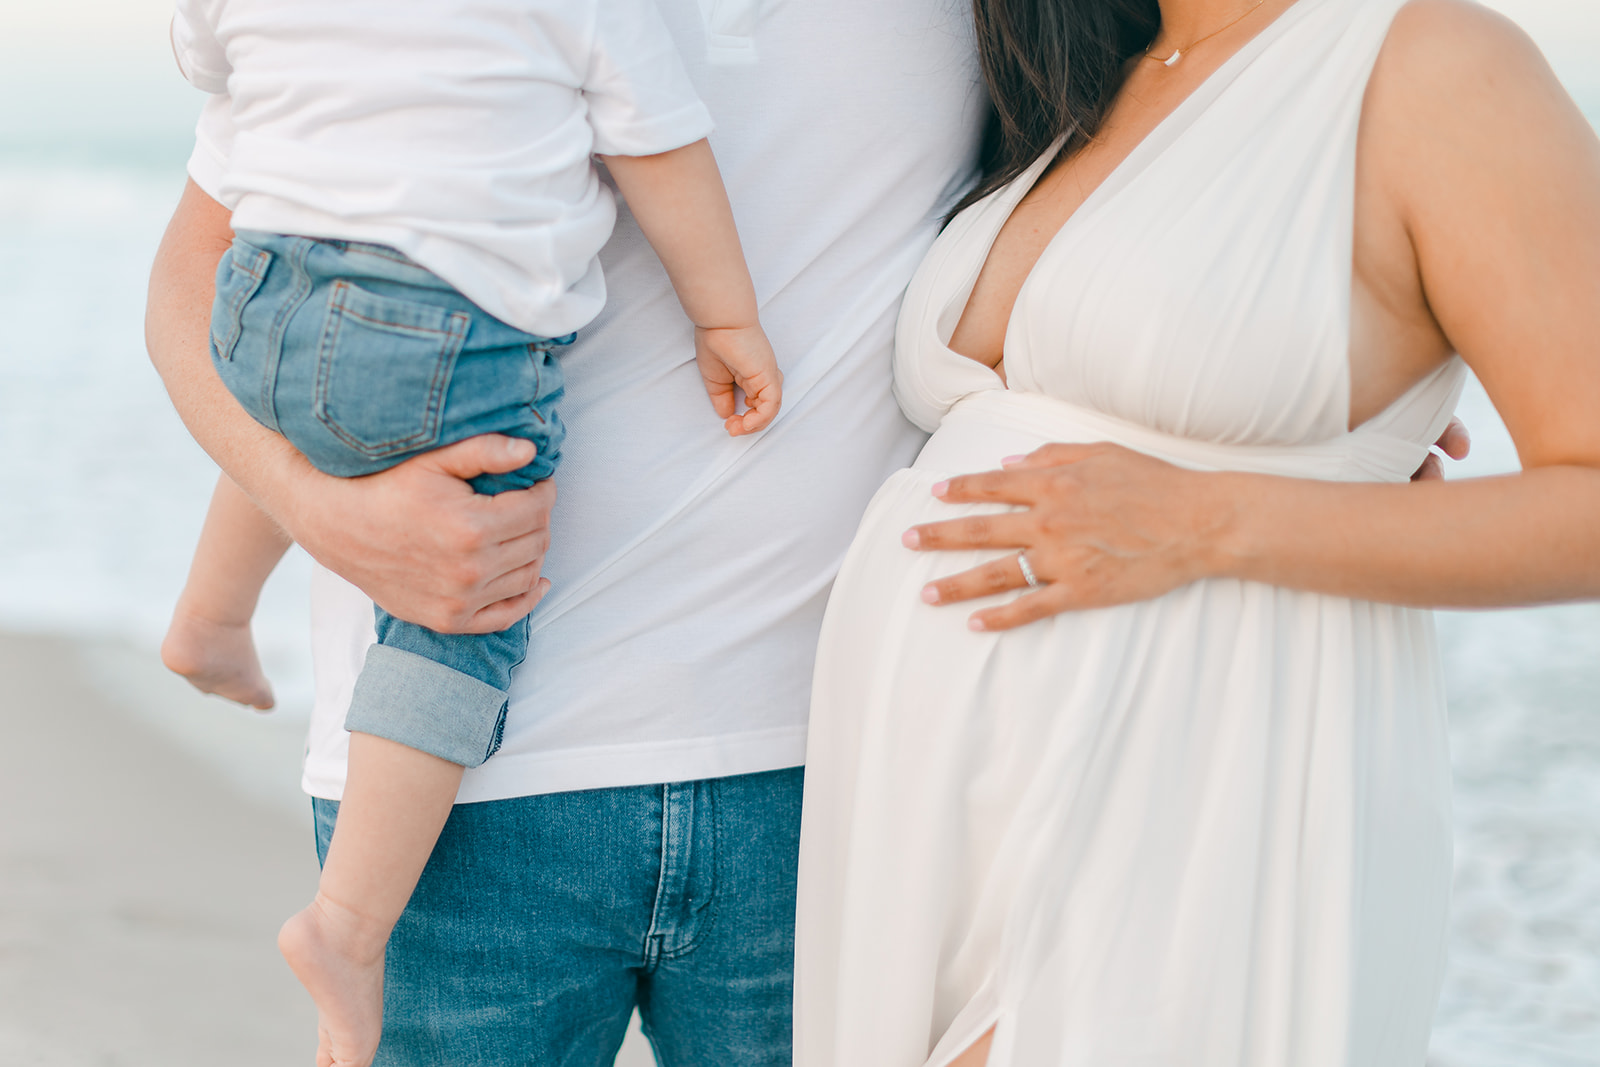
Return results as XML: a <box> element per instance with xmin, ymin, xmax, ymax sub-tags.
<box><xmin>160</xmin><ymin>3</ymin><xmax>780</xmax><ymax>1065</ymax></box>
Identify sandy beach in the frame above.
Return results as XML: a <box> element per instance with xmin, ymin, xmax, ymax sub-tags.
<box><xmin>0</xmin><ymin>630</ymin><xmax>319</xmax><ymax>1065</ymax></box>
<box><xmin>0</xmin><ymin>630</ymin><xmax>659</xmax><ymax>1066</ymax></box>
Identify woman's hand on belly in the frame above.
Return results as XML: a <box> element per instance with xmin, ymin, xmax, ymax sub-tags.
<box><xmin>902</xmin><ymin>442</ymin><xmax>1228</xmax><ymax>631</ymax></box>
<box><xmin>902</xmin><ymin>411</ymin><xmax>1473</xmax><ymax>631</ymax></box>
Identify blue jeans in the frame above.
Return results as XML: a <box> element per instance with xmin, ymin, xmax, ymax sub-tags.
<box><xmin>312</xmin><ymin>767</ymin><xmax>802</xmax><ymax>1065</ymax></box>
<box><xmin>212</xmin><ymin>232</ymin><xmax>569</xmax><ymax>766</ymax></box>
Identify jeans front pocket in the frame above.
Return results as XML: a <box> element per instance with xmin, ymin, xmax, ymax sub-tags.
<box><xmin>313</xmin><ymin>280</ymin><xmax>471</xmax><ymax>459</ymax></box>
<box><xmin>210</xmin><ymin>238</ymin><xmax>273</xmax><ymax>362</ymax></box>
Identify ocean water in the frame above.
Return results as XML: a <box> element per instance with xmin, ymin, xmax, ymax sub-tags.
<box><xmin>0</xmin><ymin>21</ymin><xmax>1596</xmax><ymax>1067</ymax></box>
<box><xmin>0</xmin><ymin>163</ymin><xmax>318</xmax><ymax>715</ymax></box>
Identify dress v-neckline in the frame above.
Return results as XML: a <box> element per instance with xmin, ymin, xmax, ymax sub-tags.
<box><xmin>944</xmin><ymin>0</ymin><xmax>1332</xmax><ymax>369</ymax></box>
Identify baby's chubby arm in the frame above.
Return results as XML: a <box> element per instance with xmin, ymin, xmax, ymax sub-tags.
<box><xmin>146</xmin><ymin>181</ymin><xmax>556</xmax><ymax>634</ymax></box>
<box><xmin>603</xmin><ymin>141</ymin><xmax>782</xmax><ymax>436</ymax></box>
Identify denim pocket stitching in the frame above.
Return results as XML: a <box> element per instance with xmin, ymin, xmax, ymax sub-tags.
<box><xmin>211</xmin><ymin>244</ymin><xmax>272</xmax><ymax>363</ymax></box>
<box><xmin>312</xmin><ymin>280</ymin><xmax>471</xmax><ymax>458</ymax></box>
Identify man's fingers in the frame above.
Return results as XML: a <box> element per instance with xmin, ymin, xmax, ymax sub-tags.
<box><xmin>1435</xmin><ymin>416</ymin><xmax>1471</xmax><ymax>461</ymax></box>
<box><xmin>477</xmin><ymin>556</ymin><xmax>545</xmax><ymax>605</ymax></box>
<box><xmin>474</xmin><ymin>478</ymin><xmax>557</xmax><ymax>544</ymax></box>
<box><xmin>464</xmin><ymin>579</ymin><xmax>550</xmax><ymax>634</ymax></box>
<box><xmin>422</xmin><ymin>434</ymin><xmax>537</xmax><ymax>481</ymax></box>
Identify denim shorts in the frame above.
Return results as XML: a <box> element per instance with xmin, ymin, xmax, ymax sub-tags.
<box><xmin>211</xmin><ymin>231</ymin><xmax>569</xmax><ymax>766</ymax></box>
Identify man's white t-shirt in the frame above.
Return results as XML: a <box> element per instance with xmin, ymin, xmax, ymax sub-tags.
<box><xmin>174</xmin><ymin>0</ymin><xmax>714</xmax><ymax>338</ymax></box>
<box><xmin>188</xmin><ymin>0</ymin><xmax>987</xmax><ymax>802</ymax></box>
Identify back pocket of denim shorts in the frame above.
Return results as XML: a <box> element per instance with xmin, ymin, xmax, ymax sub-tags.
<box><xmin>313</xmin><ymin>280</ymin><xmax>470</xmax><ymax>459</ymax></box>
<box><xmin>210</xmin><ymin>239</ymin><xmax>272</xmax><ymax>363</ymax></box>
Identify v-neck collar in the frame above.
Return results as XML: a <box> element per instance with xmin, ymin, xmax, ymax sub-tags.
<box><xmin>940</xmin><ymin>0</ymin><xmax>1335</xmax><ymax>363</ymax></box>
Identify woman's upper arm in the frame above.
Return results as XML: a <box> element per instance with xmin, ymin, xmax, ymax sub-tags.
<box><xmin>1376</xmin><ymin>0</ymin><xmax>1600</xmax><ymax>470</ymax></box>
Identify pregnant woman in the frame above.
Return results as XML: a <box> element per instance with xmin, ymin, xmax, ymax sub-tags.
<box><xmin>795</xmin><ymin>0</ymin><xmax>1600</xmax><ymax>1065</ymax></box>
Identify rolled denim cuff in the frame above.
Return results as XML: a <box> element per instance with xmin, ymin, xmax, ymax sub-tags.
<box><xmin>344</xmin><ymin>644</ymin><xmax>508</xmax><ymax>767</ymax></box>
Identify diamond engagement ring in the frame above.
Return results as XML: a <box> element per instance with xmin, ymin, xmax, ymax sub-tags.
<box><xmin>1017</xmin><ymin>550</ymin><xmax>1042</xmax><ymax>589</ymax></box>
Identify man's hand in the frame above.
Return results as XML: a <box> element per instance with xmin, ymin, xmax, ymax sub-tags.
<box><xmin>147</xmin><ymin>180</ymin><xmax>556</xmax><ymax>634</ymax></box>
<box><xmin>287</xmin><ymin>435</ymin><xmax>556</xmax><ymax>634</ymax></box>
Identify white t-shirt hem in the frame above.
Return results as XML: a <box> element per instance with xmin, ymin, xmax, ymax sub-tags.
<box><xmin>301</xmin><ymin>725</ymin><xmax>808</xmax><ymax>803</ymax></box>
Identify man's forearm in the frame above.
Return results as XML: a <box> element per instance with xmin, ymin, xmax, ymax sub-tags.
<box><xmin>143</xmin><ymin>179</ymin><xmax>556</xmax><ymax>634</ymax></box>
<box><xmin>145</xmin><ymin>179</ymin><xmax>315</xmax><ymax>528</ymax></box>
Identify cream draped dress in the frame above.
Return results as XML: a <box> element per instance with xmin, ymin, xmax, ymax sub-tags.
<box><xmin>793</xmin><ymin>1</ymin><xmax>1465</xmax><ymax>1064</ymax></box>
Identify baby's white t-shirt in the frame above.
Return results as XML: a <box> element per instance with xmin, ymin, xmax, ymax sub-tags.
<box><xmin>171</xmin><ymin>0</ymin><xmax>714</xmax><ymax>337</ymax></box>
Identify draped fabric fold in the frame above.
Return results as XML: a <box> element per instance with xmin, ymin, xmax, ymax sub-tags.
<box><xmin>796</xmin><ymin>0</ymin><xmax>1463</xmax><ymax>1063</ymax></box>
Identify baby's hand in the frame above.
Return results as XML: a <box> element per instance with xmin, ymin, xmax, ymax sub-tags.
<box><xmin>696</xmin><ymin>325</ymin><xmax>783</xmax><ymax>436</ymax></box>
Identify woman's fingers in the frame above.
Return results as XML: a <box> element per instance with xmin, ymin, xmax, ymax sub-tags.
<box><xmin>905</xmin><ymin>441</ymin><xmax>1211</xmax><ymax>626</ymax></box>
<box><xmin>930</xmin><ymin>468</ymin><xmax>1044</xmax><ymax>507</ymax></box>
<box><xmin>903</xmin><ymin>509</ymin><xmax>1033</xmax><ymax>551</ymax></box>
<box><xmin>967</xmin><ymin>584</ymin><xmax>1077</xmax><ymax>632</ymax></box>
<box><xmin>919</xmin><ymin>550</ymin><xmax>1082</xmax><ymax>632</ymax></box>
<box><xmin>921</xmin><ymin>553</ymin><xmax>1033</xmax><ymax>604</ymax></box>
<box><xmin>932</xmin><ymin>443</ymin><xmax>1105</xmax><ymax>505</ymax></box>
<box><xmin>1000</xmin><ymin>442</ymin><xmax>1101</xmax><ymax>470</ymax></box>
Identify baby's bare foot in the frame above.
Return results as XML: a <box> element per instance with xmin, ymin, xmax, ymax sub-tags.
<box><xmin>161</xmin><ymin>608</ymin><xmax>275</xmax><ymax>710</ymax></box>
<box><xmin>279</xmin><ymin>896</ymin><xmax>388</xmax><ymax>1067</ymax></box>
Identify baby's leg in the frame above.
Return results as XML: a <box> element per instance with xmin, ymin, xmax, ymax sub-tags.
<box><xmin>279</xmin><ymin>734</ymin><xmax>463</xmax><ymax>1067</ymax></box>
<box><xmin>161</xmin><ymin>475</ymin><xmax>290</xmax><ymax>709</ymax></box>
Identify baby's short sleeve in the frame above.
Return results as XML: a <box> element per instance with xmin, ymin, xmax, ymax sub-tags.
<box><xmin>170</xmin><ymin>0</ymin><xmax>230</xmax><ymax>94</ymax></box>
<box><xmin>583</xmin><ymin>0</ymin><xmax>714</xmax><ymax>157</ymax></box>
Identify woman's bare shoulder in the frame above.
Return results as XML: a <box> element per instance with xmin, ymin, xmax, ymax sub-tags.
<box><xmin>1382</xmin><ymin>0</ymin><xmax>1548</xmax><ymax>82</ymax></box>
<box><xmin>1364</xmin><ymin>0</ymin><xmax>1600</xmax><ymax>471</ymax></box>
<box><xmin>1364</xmin><ymin>0</ymin><xmax>1580</xmax><ymax>171</ymax></box>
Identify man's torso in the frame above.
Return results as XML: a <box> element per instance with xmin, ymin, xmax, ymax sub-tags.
<box><xmin>302</xmin><ymin>0</ymin><xmax>988</xmax><ymax>801</ymax></box>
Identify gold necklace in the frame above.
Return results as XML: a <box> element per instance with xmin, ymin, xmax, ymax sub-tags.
<box><xmin>1143</xmin><ymin>0</ymin><xmax>1269</xmax><ymax>67</ymax></box>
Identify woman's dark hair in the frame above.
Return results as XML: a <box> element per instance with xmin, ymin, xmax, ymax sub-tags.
<box><xmin>953</xmin><ymin>0</ymin><xmax>1162</xmax><ymax>217</ymax></box>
